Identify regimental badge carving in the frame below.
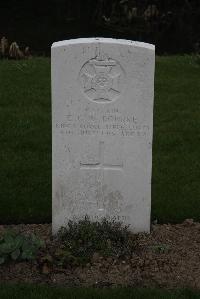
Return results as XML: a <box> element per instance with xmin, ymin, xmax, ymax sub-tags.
<box><xmin>79</xmin><ymin>53</ymin><xmax>125</xmax><ymax>103</ymax></box>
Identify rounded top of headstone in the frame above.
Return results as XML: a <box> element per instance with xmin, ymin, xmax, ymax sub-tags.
<box><xmin>51</xmin><ymin>37</ymin><xmax>155</xmax><ymax>51</ymax></box>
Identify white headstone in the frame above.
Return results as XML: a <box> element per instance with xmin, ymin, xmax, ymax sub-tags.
<box><xmin>52</xmin><ymin>38</ymin><xmax>155</xmax><ymax>234</ymax></box>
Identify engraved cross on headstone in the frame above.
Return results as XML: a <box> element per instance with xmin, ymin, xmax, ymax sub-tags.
<box><xmin>80</xmin><ymin>141</ymin><xmax>123</xmax><ymax>171</ymax></box>
<box><xmin>79</xmin><ymin>141</ymin><xmax>123</xmax><ymax>212</ymax></box>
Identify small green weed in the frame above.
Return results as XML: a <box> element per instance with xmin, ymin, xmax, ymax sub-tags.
<box><xmin>149</xmin><ymin>244</ymin><xmax>171</xmax><ymax>254</ymax></box>
<box><xmin>0</xmin><ymin>229</ymin><xmax>44</xmax><ymax>264</ymax></box>
<box><xmin>56</xmin><ymin>217</ymin><xmax>137</xmax><ymax>266</ymax></box>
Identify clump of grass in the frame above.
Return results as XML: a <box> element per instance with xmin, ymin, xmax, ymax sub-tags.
<box><xmin>56</xmin><ymin>217</ymin><xmax>137</xmax><ymax>266</ymax></box>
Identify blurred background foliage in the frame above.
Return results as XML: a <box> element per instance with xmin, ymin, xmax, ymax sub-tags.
<box><xmin>0</xmin><ymin>0</ymin><xmax>200</xmax><ymax>55</ymax></box>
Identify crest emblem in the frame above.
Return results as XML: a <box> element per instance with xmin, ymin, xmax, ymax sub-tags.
<box><xmin>79</xmin><ymin>53</ymin><xmax>125</xmax><ymax>103</ymax></box>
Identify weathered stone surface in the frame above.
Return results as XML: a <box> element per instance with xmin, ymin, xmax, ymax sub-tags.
<box><xmin>52</xmin><ymin>38</ymin><xmax>155</xmax><ymax>234</ymax></box>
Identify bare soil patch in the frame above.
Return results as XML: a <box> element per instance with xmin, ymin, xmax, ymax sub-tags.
<box><xmin>0</xmin><ymin>220</ymin><xmax>200</xmax><ymax>289</ymax></box>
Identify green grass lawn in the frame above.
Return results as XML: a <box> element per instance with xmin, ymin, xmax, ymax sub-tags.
<box><xmin>0</xmin><ymin>284</ymin><xmax>200</xmax><ymax>299</ymax></box>
<box><xmin>0</xmin><ymin>56</ymin><xmax>199</xmax><ymax>224</ymax></box>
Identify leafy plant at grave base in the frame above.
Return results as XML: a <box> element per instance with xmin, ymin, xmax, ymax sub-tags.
<box><xmin>56</xmin><ymin>216</ymin><xmax>137</xmax><ymax>266</ymax></box>
<box><xmin>0</xmin><ymin>229</ymin><xmax>44</xmax><ymax>265</ymax></box>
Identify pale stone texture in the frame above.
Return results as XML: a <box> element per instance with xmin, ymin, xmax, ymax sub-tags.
<box><xmin>52</xmin><ymin>38</ymin><xmax>155</xmax><ymax>234</ymax></box>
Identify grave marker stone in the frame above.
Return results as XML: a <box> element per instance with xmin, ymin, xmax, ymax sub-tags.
<box><xmin>52</xmin><ymin>38</ymin><xmax>155</xmax><ymax>234</ymax></box>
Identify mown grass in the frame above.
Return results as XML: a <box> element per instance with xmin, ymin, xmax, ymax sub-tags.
<box><xmin>0</xmin><ymin>56</ymin><xmax>199</xmax><ymax>224</ymax></box>
<box><xmin>0</xmin><ymin>58</ymin><xmax>51</xmax><ymax>223</ymax></box>
<box><xmin>152</xmin><ymin>55</ymin><xmax>200</xmax><ymax>223</ymax></box>
<box><xmin>0</xmin><ymin>284</ymin><xmax>200</xmax><ymax>299</ymax></box>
